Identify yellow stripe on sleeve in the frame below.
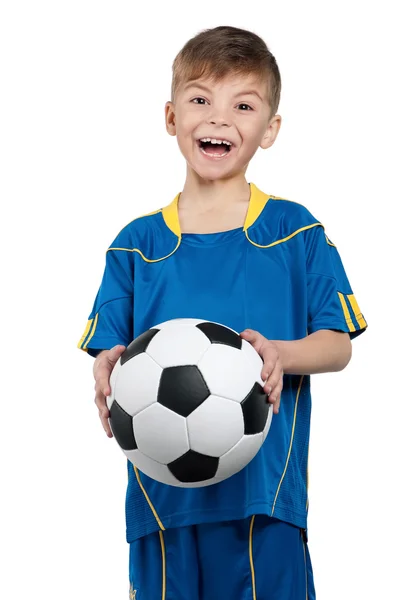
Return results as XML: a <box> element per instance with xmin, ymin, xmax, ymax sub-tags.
<box><xmin>347</xmin><ymin>294</ymin><xmax>367</xmax><ymax>329</ymax></box>
<box><xmin>337</xmin><ymin>293</ymin><xmax>356</xmax><ymax>332</ymax></box>
<box><xmin>82</xmin><ymin>313</ymin><xmax>99</xmax><ymax>349</ymax></box>
<box><xmin>77</xmin><ymin>318</ymin><xmax>93</xmax><ymax>350</ymax></box>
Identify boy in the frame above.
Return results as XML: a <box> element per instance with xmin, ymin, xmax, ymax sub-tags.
<box><xmin>78</xmin><ymin>26</ymin><xmax>367</xmax><ymax>599</ymax></box>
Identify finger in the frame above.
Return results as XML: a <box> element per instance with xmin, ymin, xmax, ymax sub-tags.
<box><xmin>269</xmin><ymin>381</ymin><xmax>283</xmax><ymax>414</ymax></box>
<box><xmin>261</xmin><ymin>358</ymin><xmax>277</xmax><ymax>383</ymax></box>
<box><xmin>264</xmin><ymin>366</ymin><xmax>283</xmax><ymax>395</ymax></box>
<box><xmin>240</xmin><ymin>329</ymin><xmax>264</xmax><ymax>353</ymax></box>
<box><xmin>94</xmin><ymin>389</ymin><xmax>113</xmax><ymax>437</ymax></box>
<box><xmin>108</xmin><ymin>345</ymin><xmax>126</xmax><ymax>363</ymax></box>
<box><xmin>94</xmin><ymin>388</ymin><xmax>107</xmax><ymax>410</ymax></box>
<box><xmin>99</xmin><ymin>408</ymin><xmax>113</xmax><ymax>437</ymax></box>
<box><xmin>100</xmin><ymin>346</ymin><xmax>126</xmax><ymax>395</ymax></box>
<box><xmin>96</xmin><ymin>375</ymin><xmax>112</xmax><ymax>398</ymax></box>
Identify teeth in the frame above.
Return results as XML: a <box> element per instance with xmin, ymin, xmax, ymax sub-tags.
<box><xmin>199</xmin><ymin>137</ymin><xmax>232</xmax><ymax>146</ymax></box>
<box><xmin>201</xmin><ymin>148</ymin><xmax>229</xmax><ymax>158</ymax></box>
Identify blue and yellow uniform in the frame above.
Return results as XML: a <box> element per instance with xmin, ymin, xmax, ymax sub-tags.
<box><xmin>78</xmin><ymin>183</ymin><xmax>366</xmax><ymax>599</ymax></box>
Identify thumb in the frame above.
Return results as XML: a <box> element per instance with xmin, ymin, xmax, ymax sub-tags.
<box><xmin>240</xmin><ymin>329</ymin><xmax>265</xmax><ymax>353</ymax></box>
<box><xmin>240</xmin><ymin>329</ymin><xmax>258</xmax><ymax>341</ymax></box>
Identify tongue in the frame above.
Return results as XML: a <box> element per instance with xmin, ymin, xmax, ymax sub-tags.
<box><xmin>203</xmin><ymin>142</ymin><xmax>226</xmax><ymax>155</ymax></box>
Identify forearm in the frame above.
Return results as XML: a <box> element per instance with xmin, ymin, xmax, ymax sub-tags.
<box><xmin>274</xmin><ymin>330</ymin><xmax>352</xmax><ymax>375</ymax></box>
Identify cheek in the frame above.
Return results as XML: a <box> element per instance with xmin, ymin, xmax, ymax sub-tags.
<box><xmin>242</xmin><ymin>120</ymin><xmax>266</xmax><ymax>145</ymax></box>
<box><xmin>175</xmin><ymin>109</ymin><xmax>201</xmax><ymax>137</ymax></box>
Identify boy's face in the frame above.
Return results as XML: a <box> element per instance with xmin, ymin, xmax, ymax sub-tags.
<box><xmin>165</xmin><ymin>74</ymin><xmax>281</xmax><ymax>181</ymax></box>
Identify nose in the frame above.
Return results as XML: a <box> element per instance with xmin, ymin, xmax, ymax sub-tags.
<box><xmin>209</xmin><ymin>119</ymin><xmax>230</xmax><ymax>127</ymax></box>
<box><xmin>207</xmin><ymin>108</ymin><xmax>231</xmax><ymax>127</ymax></box>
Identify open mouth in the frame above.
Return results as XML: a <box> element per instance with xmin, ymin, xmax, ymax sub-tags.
<box><xmin>197</xmin><ymin>137</ymin><xmax>233</xmax><ymax>158</ymax></box>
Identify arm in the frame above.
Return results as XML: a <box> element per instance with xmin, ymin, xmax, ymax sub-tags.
<box><xmin>77</xmin><ymin>229</ymin><xmax>135</xmax><ymax>435</ymax></box>
<box><xmin>93</xmin><ymin>345</ymin><xmax>126</xmax><ymax>437</ymax></box>
<box><xmin>240</xmin><ymin>328</ymin><xmax>352</xmax><ymax>414</ymax></box>
<box><xmin>274</xmin><ymin>329</ymin><xmax>352</xmax><ymax>375</ymax></box>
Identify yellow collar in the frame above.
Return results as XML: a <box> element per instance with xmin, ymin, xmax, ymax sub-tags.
<box><xmin>162</xmin><ymin>182</ymin><xmax>271</xmax><ymax>238</ymax></box>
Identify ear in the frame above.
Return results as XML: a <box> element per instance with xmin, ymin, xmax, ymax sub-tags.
<box><xmin>165</xmin><ymin>101</ymin><xmax>176</xmax><ymax>136</ymax></box>
<box><xmin>259</xmin><ymin>114</ymin><xmax>282</xmax><ymax>150</ymax></box>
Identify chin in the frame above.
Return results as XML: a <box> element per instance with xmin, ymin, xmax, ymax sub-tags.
<box><xmin>188</xmin><ymin>160</ymin><xmax>243</xmax><ymax>182</ymax></box>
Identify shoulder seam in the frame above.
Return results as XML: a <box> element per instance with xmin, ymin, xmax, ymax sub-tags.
<box><xmin>246</xmin><ymin>222</ymin><xmax>323</xmax><ymax>249</ymax></box>
<box><xmin>116</xmin><ymin>208</ymin><xmax>162</xmax><ymax>236</ymax></box>
<box><xmin>268</xmin><ymin>196</ymin><xmax>306</xmax><ymax>208</ymax></box>
<box><xmin>307</xmin><ymin>272</ymin><xmax>337</xmax><ymax>282</ymax></box>
<box><xmin>107</xmin><ymin>238</ymin><xmax>181</xmax><ymax>263</ymax></box>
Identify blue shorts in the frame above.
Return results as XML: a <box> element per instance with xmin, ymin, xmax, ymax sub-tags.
<box><xmin>129</xmin><ymin>515</ymin><xmax>316</xmax><ymax>599</ymax></box>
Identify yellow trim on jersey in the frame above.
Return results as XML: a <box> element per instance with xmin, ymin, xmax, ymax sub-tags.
<box><xmin>347</xmin><ymin>294</ymin><xmax>367</xmax><ymax>329</ymax></box>
<box><xmin>246</xmin><ymin>222</ymin><xmax>323</xmax><ymax>249</ymax></box>
<box><xmin>162</xmin><ymin>193</ymin><xmax>181</xmax><ymax>238</ymax></box>
<box><xmin>77</xmin><ymin>318</ymin><xmax>93</xmax><ymax>350</ymax></box>
<box><xmin>337</xmin><ymin>293</ymin><xmax>356</xmax><ymax>332</ymax></box>
<box><xmin>133</xmin><ymin>466</ymin><xmax>166</xmax><ymax>531</ymax></box>
<box><xmin>118</xmin><ymin>208</ymin><xmax>163</xmax><ymax>235</ymax></box>
<box><xmin>249</xmin><ymin>515</ymin><xmax>257</xmax><ymax>600</ymax></box>
<box><xmin>160</xmin><ymin>183</ymin><xmax>273</xmax><ymax>236</ymax></box>
<box><xmin>271</xmin><ymin>375</ymin><xmax>304</xmax><ymax>515</ymax></box>
<box><xmin>325</xmin><ymin>234</ymin><xmax>336</xmax><ymax>247</ymax></box>
<box><xmin>106</xmin><ymin>238</ymin><xmax>181</xmax><ymax>263</ymax></box>
<box><xmin>107</xmin><ymin>203</ymin><xmax>181</xmax><ymax>262</ymax></box>
<box><xmin>78</xmin><ymin>313</ymin><xmax>98</xmax><ymax>350</ymax></box>
<box><xmin>159</xmin><ymin>531</ymin><xmax>166</xmax><ymax>600</ymax></box>
<box><xmin>243</xmin><ymin>184</ymin><xmax>272</xmax><ymax>231</ymax></box>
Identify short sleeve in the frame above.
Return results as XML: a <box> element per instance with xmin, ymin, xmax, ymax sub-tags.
<box><xmin>77</xmin><ymin>238</ymin><xmax>134</xmax><ymax>357</ymax></box>
<box><xmin>305</xmin><ymin>224</ymin><xmax>367</xmax><ymax>339</ymax></box>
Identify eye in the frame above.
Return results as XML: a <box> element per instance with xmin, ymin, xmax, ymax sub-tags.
<box><xmin>191</xmin><ymin>97</ymin><xmax>208</xmax><ymax>105</ymax></box>
<box><xmin>237</xmin><ymin>103</ymin><xmax>253</xmax><ymax>111</ymax></box>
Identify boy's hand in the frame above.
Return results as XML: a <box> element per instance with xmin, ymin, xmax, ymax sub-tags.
<box><xmin>240</xmin><ymin>329</ymin><xmax>283</xmax><ymax>415</ymax></box>
<box><xmin>93</xmin><ymin>345</ymin><xmax>126</xmax><ymax>437</ymax></box>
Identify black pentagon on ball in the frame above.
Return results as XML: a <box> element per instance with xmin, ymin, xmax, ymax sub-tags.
<box><xmin>109</xmin><ymin>399</ymin><xmax>137</xmax><ymax>450</ymax></box>
<box><xmin>121</xmin><ymin>329</ymin><xmax>160</xmax><ymax>365</ymax></box>
<box><xmin>168</xmin><ymin>450</ymin><xmax>219</xmax><ymax>482</ymax></box>
<box><xmin>196</xmin><ymin>321</ymin><xmax>242</xmax><ymax>349</ymax></box>
<box><xmin>158</xmin><ymin>365</ymin><xmax>209</xmax><ymax>417</ymax></box>
<box><xmin>241</xmin><ymin>382</ymin><xmax>270</xmax><ymax>435</ymax></box>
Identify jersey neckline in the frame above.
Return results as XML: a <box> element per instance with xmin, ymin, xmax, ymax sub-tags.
<box><xmin>161</xmin><ymin>182</ymin><xmax>272</xmax><ymax>240</ymax></box>
<box><xmin>181</xmin><ymin>227</ymin><xmax>244</xmax><ymax>247</ymax></box>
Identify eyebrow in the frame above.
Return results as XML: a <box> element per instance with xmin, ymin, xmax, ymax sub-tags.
<box><xmin>184</xmin><ymin>82</ymin><xmax>264</xmax><ymax>102</ymax></box>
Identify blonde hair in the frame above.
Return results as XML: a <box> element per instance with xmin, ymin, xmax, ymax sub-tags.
<box><xmin>171</xmin><ymin>26</ymin><xmax>281</xmax><ymax>117</ymax></box>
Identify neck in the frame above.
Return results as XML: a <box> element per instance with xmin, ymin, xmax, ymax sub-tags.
<box><xmin>179</xmin><ymin>170</ymin><xmax>251</xmax><ymax>211</ymax></box>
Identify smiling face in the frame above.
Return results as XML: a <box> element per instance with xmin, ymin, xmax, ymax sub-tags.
<box><xmin>165</xmin><ymin>74</ymin><xmax>281</xmax><ymax>181</ymax></box>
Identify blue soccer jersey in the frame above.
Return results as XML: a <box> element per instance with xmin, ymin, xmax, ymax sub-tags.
<box><xmin>78</xmin><ymin>182</ymin><xmax>367</xmax><ymax>542</ymax></box>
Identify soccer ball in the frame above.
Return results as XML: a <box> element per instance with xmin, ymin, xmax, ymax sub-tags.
<box><xmin>106</xmin><ymin>318</ymin><xmax>272</xmax><ymax>487</ymax></box>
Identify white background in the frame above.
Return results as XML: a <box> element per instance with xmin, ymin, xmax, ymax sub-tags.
<box><xmin>1</xmin><ymin>1</ymin><xmax>396</xmax><ymax>598</ymax></box>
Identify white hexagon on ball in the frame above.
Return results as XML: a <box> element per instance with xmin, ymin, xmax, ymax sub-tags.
<box><xmin>113</xmin><ymin>352</ymin><xmax>162</xmax><ymax>416</ymax></box>
<box><xmin>125</xmin><ymin>448</ymin><xmax>181</xmax><ymax>487</ymax></box>
<box><xmin>146</xmin><ymin>323</ymin><xmax>211</xmax><ymax>368</ymax></box>
<box><xmin>217</xmin><ymin>432</ymin><xmax>264</xmax><ymax>480</ymax></box>
<box><xmin>134</xmin><ymin>403</ymin><xmax>189</xmax><ymax>464</ymax></box>
<box><xmin>198</xmin><ymin>344</ymin><xmax>257</xmax><ymax>402</ymax></box>
<box><xmin>241</xmin><ymin>339</ymin><xmax>264</xmax><ymax>385</ymax></box>
<box><xmin>187</xmin><ymin>395</ymin><xmax>244</xmax><ymax>457</ymax></box>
